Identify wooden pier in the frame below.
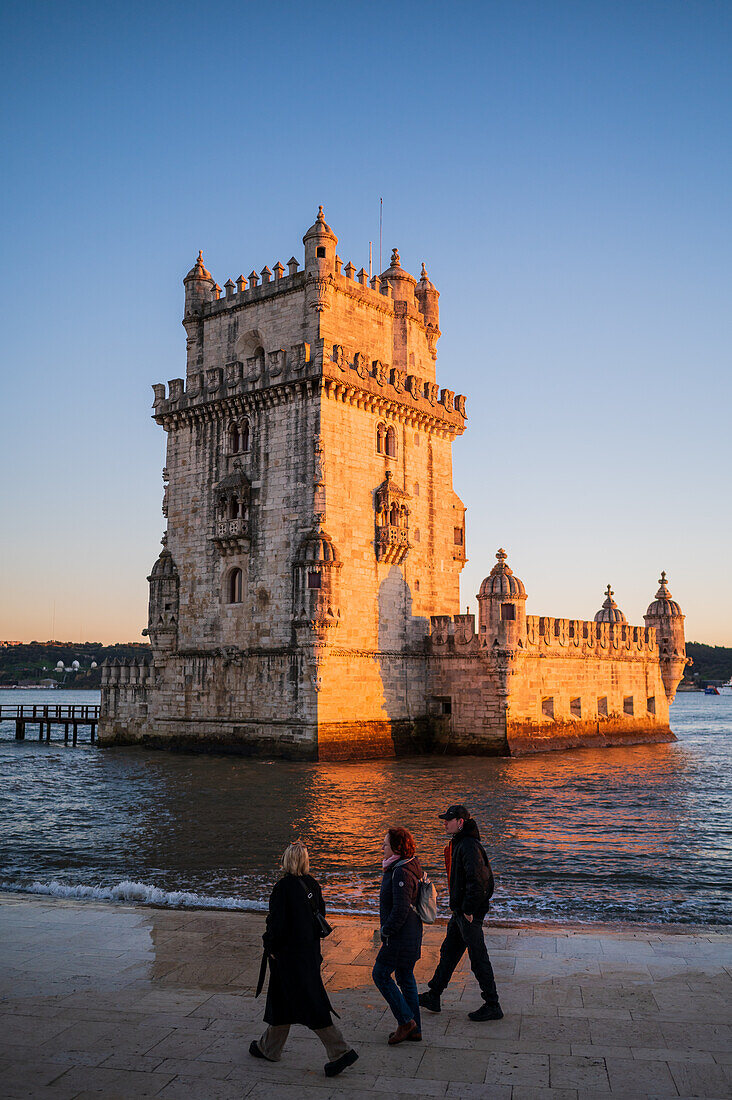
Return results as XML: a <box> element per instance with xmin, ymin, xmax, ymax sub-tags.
<box><xmin>1</xmin><ymin>705</ymin><xmax>100</xmax><ymax>744</ymax></box>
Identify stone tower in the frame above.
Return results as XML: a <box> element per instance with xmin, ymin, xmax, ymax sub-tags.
<box><xmin>100</xmin><ymin>207</ymin><xmax>467</xmax><ymax>758</ymax></box>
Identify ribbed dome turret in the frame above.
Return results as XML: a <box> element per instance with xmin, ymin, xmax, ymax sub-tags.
<box><xmin>183</xmin><ymin>250</ymin><xmax>213</xmax><ymax>284</ymax></box>
<box><xmin>148</xmin><ymin>547</ymin><xmax>179</xmax><ymax>580</ymax></box>
<box><xmin>645</xmin><ymin>572</ymin><xmax>683</xmax><ymax>619</ymax></box>
<box><xmin>294</xmin><ymin>523</ymin><xmax>340</xmax><ymax>565</ymax></box>
<box><xmin>478</xmin><ymin>549</ymin><xmax>526</xmax><ymax>600</ymax></box>
<box><xmin>303</xmin><ymin>205</ymin><xmax>338</xmax><ymax>245</ymax></box>
<box><xmin>594</xmin><ymin>584</ymin><xmax>626</xmax><ymax>624</ymax></box>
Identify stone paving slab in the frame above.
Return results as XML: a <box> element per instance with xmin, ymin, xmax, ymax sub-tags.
<box><xmin>0</xmin><ymin>893</ymin><xmax>731</xmax><ymax>1099</ymax></box>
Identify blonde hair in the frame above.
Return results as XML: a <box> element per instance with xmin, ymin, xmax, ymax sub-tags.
<box><xmin>282</xmin><ymin>840</ymin><xmax>310</xmax><ymax>876</ymax></box>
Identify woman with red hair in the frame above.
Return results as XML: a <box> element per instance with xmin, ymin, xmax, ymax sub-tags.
<box><xmin>372</xmin><ymin>827</ymin><xmax>424</xmax><ymax>1044</ymax></box>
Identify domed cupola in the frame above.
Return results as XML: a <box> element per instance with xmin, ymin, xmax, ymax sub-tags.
<box><xmin>479</xmin><ymin>549</ymin><xmax>527</xmax><ymax>601</ymax></box>
<box><xmin>292</xmin><ymin>519</ymin><xmax>342</xmax><ymax>639</ymax></box>
<box><xmin>294</xmin><ymin>524</ymin><xmax>340</xmax><ymax>567</ymax></box>
<box><xmin>477</xmin><ymin>549</ymin><xmax>527</xmax><ymax>646</ymax></box>
<box><xmin>645</xmin><ymin>571</ymin><xmax>683</xmax><ymax>619</ymax></box>
<box><xmin>380</xmin><ymin>247</ymin><xmax>417</xmax><ymax>303</ymax></box>
<box><xmin>644</xmin><ymin>572</ymin><xmax>687</xmax><ymax>702</ymax></box>
<box><xmin>594</xmin><ymin>584</ymin><xmax>626</xmax><ymax>624</ymax></box>
<box><xmin>183</xmin><ymin>250</ymin><xmax>215</xmax><ymax>316</ymax></box>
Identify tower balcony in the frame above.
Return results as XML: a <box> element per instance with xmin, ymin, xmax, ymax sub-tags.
<box><xmin>210</xmin><ymin>517</ymin><xmax>251</xmax><ymax>555</ymax></box>
<box><xmin>376</xmin><ymin>525</ymin><xmax>410</xmax><ymax>565</ymax></box>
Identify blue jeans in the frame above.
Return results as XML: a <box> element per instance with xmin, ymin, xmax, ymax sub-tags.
<box><xmin>372</xmin><ymin>955</ymin><xmax>422</xmax><ymax>1030</ymax></box>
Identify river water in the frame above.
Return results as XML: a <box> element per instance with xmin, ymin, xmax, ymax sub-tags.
<box><xmin>0</xmin><ymin>689</ymin><xmax>730</xmax><ymax>925</ymax></box>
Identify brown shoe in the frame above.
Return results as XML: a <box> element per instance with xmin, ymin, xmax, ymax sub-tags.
<box><xmin>388</xmin><ymin>1019</ymin><xmax>417</xmax><ymax>1045</ymax></box>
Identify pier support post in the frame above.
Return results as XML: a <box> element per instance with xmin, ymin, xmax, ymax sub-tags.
<box><xmin>15</xmin><ymin>719</ymin><xmax>24</xmax><ymax>740</ymax></box>
<box><xmin>72</xmin><ymin>723</ymin><xmax>78</xmax><ymax>746</ymax></box>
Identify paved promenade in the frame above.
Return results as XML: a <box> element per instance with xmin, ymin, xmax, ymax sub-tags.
<box><xmin>0</xmin><ymin>893</ymin><xmax>730</xmax><ymax>1099</ymax></box>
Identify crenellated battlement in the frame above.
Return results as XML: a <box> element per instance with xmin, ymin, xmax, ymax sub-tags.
<box><xmin>427</xmin><ymin>613</ymin><xmax>658</xmax><ymax>658</ymax></box>
<box><xmin>151</xmin><ymin>335</ymin><xmax>466</xmax><ymax>431</ymax></box>
<box><xmin>523</xmin><ymin>616</ymin><xmax>657</xmax><ymax>655</ymax></box>
<box><xmin>189</xmin><ymin>249</ymin><xmax>438</xmax><ymax>330</ymax></box>
<box><xmin>101</xmin><ymin>657</ymin><xmax>154</xmax><ymax>686</ymax></box>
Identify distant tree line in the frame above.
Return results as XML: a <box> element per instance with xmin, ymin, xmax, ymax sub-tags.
<box><xmin>684</xmin><ymin>642</ymin><xmax>732</xmax><ymax>686</ymax></box>
<box><xmin>0</xmin><ymin>641</ymin><xmax>151</xmax><ymax>687</ymax></box>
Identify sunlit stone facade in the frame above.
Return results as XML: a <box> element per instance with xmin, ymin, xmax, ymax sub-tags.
<box><xmin>99</xmin><ymin>210</ymin><xmax>686</xmax><ymax>758</ymax></box>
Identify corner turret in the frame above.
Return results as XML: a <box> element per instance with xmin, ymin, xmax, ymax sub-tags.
<box><xmin>143</xmin><ymin>544</ymin><xmax>179</xmax><ymax>652</ymax></box>
<box><xmin>644</xmin><ymin>572</ymin><xmax>686</xmax><ymax>701</ymax></box>
<box><xmin>477</xmin><ymin>549</ymin><xmax>527</xmax><ymax>650</ymax></box>
<box><xmin>303</xmin><ymin>205</ymin><xmax>338</xmax><ymax>275</ymax></box>
<box><xmin>183</xmin><ymin>251</ymin><xmax>215</xmax><ymax>317</ymax></box>
<box><xmin>415</xmin><ymin>262</ymin><xmax>441</xmax><ymax>360</ymax></box>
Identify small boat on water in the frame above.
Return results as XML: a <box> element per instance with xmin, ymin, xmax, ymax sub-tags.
<box><xmin>705</xmin><ymin>686</ymin><xmax>720</xmax><ymax>695</ymax></box>
<box><xmin>718</xmin><ymin>677</ymin><xmax>732</xmax><ymax>695</ymax></box>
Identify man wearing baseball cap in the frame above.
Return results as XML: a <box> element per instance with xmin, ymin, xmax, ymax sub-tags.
<box><xmin>418</xmin><ymin>804</ymin><xmax>503</xmax><ymax>1021</ymax></box>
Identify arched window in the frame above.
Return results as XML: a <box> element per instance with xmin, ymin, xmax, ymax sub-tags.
<box><xmin>229</xmin><ymin>424</ymin><xmax>240</xmax><ymax>453</ymax></box>
<box><xmin>389</xmin><ymin>503</ymin><xmax>399</xmax><ymax>527</ymax></box>
<box><xmin>229</xmin><ymin>498</ymin><xmax>240</xmax><ymax>519</ymax></box>
<box><xmin>385</xmin><ymin>425</ymin><xmax>397</xmax><ymax>458</ymax></box>
<box><xmin>376</xmin><ymin>422</ymin><xmax>386</xmax><ymax>454</ymax></box>
<box><xmin>227</xmin><ymin>568</ymin><xmax>243</xmax><ymax>604</ymax></box>
<box><xmin>241</xmin><ymin>419</ymin><xmax>250</xmax><ymax>453</ymax></box>
<box><xmin>400</xmin><ymin>505</ymin><xmax>408</xmax><ymax>526</ymax></box>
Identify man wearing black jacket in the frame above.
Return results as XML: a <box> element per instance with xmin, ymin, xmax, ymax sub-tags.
<box><xmin>418</xmin><ymin>804</ymin><xmax>503</xmax><ymax>1021</ymax></box>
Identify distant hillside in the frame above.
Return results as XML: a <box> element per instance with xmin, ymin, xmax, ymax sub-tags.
<box><xmin>684</xmin><ymin>642</ymin><xmax>732</xmax><ymax>686</ymax></box>
<box><xmin>0</xmin><ymin>641</ymin><xmax>150</xmax><ymax>687</ymax></box>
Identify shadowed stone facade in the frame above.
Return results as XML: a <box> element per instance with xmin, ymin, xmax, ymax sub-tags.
<box><xmin>100</xmin><ymin>209</ymin><xmax>686</xmax><ymax>759</ymax></box>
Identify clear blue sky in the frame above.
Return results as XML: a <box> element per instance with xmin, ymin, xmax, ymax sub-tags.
<box><xmin>1</xmin><ymin>1</ymin><xmax>730</xmax><ymax>645</ymax></box>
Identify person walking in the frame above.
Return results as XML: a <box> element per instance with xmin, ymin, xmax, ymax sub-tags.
<box><xmin>372</xmin><ymin>826</ymin><xmax>424</xmax><ymax>1044</ymax></box>
<box><xmin>418</xmin><ymin>804</ymin><xmax>503</xmax><ymax>1021</ymax></box>
<box><xmin>250</xmin><ymin>840</ymin><xmax>358</xmax><ymax>1077</ymax></box>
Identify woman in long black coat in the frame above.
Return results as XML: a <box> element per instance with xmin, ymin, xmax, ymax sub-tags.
<box><xmin>372</xmin><ymin>826</ymin><xmax>424</xmax><ymax>1044</ymax></box>
<box><xmin>250</xmin><ymin>841</ymin><xmax>358</xmax><ymax>1077</ymax></box>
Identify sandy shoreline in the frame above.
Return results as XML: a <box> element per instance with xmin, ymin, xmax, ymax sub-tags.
<box><xmin>1</xmin><ymin>891</ymin><xmax>731</xmax><ymax>1098</ymax></box>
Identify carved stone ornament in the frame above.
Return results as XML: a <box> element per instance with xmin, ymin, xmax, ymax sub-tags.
<box><xmin>186</xmin><ymin>372</ymin><xmax>202</xmax><ymax>398</ymax></box>
<box><xmin>225</xmin><ymin>361</ymin><xmax>242</xmax><ymax>388</ymax></box>
<box><xmin>406</xmin><ymin>374</ymin><xmax>422</xmax><ymax>399</ymax></box>
<box><xmin>291</xmin><ymin>342</ymin><xmax>310</xmax><ymax>371</ymax></box>
<box><xmin>206</xmin><ymin>368</ymin><xmax>222</xmax><ymax>392</ymax></box>
<box><xmin>310</xmin><ymin>276</ymin><xmax>331</xmax><ymax>312</ymax></box>
<box><xmin>425</xmin><ymin>381</ymin><xmax>439</xmax><ymax>406</ymax></box>
<box><xmin>354</xmin><ymin>350</ymin><xmax>370</xmax><ymax>379</ymax></box>
<box><xmin>455</xmin><ymin>394</ymin><xmax>467</xmax><ymax>417</ymax></box>
<box><xmin>391</xmin><ymin>368</ymin><xmax>406</xmax><ymax>393</ymax></box>
<box><xmin>245</xmin><ymin>354</ymin><xmax>262</xmax><ymax>382</ymax></box>
<box><xmin>441</xmin><ymin>388</ymin><xmax>455</xmax><ymax>413</ymax></box>
<box><xmin>426</xmin><ymin>331</ymin><xmax>438</xmax><ymax>360</ymax></box>
<box><xmin>268</xmin><ymin>349</ymin><xmax>285</xmax><ymax>377</ymax></box>
<box><xmin>333</xmin><ymin>344</ymin><xmax>349</xmax><ymax>371</ymax></box>
<box><xmin>373</xmin><ymin>360</ymin><xmax>389</xmax><ymax>387</ymax></box>
<box><xmin>313</xmin><ymin>436</ymin><xmax>325</xmax><ymax>486</ymax></box>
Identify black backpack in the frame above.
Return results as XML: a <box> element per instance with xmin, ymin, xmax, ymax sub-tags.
<box><xmin>479</xmin><ymin>844</ymin><xmax>495</xmax><ymax>901</ymax></box>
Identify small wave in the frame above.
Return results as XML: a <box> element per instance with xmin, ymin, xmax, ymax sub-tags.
<box><xmin>0</xmin><ymin>878</ymin><xmax>268</xmax><ymax>912</ymax></box>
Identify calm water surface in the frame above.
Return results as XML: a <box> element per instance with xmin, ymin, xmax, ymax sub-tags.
<box><xmin>1</xmin><ymin>689</ymin><xmax>730</xmax><ymax>925</ymax></box>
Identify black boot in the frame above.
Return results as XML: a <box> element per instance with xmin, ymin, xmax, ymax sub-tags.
<box><xmin>468</xmin><ymin>1002</ymin><xmax>504</xmax><ymax>1021</ymax></box>
<box><xmin>324</xmin><ymin>1048</ymin><xmax>359</xmax><ymax>1077</ymax></box>
<box><xmin>418</xmin><ymin>989</ymin><xmax>441</xmax><ymax>1013</ymax></box>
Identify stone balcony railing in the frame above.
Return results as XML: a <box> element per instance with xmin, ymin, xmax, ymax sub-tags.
<box><xmin>210</xmin><ymin>516</ymin><xmax>251</xmax><ymax>555</ymax></box>
<box><xmin>376</xmin><ymin>525</ymin><xmax>410</xmax><ymax>565</ymax></box>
